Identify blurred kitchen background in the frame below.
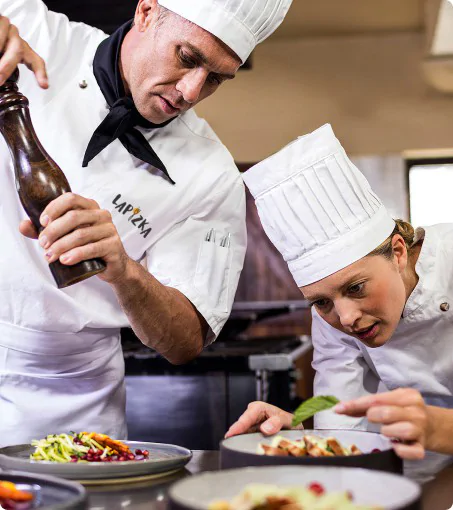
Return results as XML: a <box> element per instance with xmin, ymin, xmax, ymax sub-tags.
<box><xmin>45</xmin><ymin>0</ymin><xmax>453</xmax><ymax>449</ymax></box>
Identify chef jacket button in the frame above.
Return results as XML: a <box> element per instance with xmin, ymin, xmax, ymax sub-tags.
<box><xmin>78</xmin><ymin>80</ymin><xmax>88</xmax><ymax>89</ymax></box>
<box><xmin>440</xmin><ymin>302</ymin><xmax>450</xmax><ymax>312</ymax></box>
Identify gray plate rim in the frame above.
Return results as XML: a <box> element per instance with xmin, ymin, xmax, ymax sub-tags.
<box><xmin>220</xmin><ymin>429</ymin><xmax>394</xmax><ymax>457</ymax></box>
<box><xmin>0</xmin><ymin>440</ymin><xmax>192</xmax><ymax>480</ymax></box>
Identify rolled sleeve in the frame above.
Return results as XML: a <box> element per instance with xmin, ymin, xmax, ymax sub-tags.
<box><xmin>142</xmin><ymin>179</ymin><xmax>247</xmax><ymax>345</ymax></box>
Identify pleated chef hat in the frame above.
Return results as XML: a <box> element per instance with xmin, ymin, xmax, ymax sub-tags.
<box><xmin>243</xmin><ymin>124</ymin><xmax>396</xmax><ymax>287</ymax></box>
<box><xmin>157</xmin><ymin>0</ymin><xmax>293</xmax><ymax>63</ymax></box>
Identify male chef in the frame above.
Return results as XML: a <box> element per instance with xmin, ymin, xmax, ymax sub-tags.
<box><xmin>0</xmin><ymin>0</ymin><xmax>292</xmax><ymax>443</ymax></box>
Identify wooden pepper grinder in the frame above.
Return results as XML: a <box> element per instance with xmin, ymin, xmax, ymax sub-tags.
<box><xmin>0</xmin><ymin>67</ymin><xmax>106</xmax><ymax>288</ymax></box>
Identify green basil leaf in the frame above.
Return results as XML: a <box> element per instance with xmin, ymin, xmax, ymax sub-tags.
<box><xmin>291</xmin><ymin>395</ymin><xmax>339</xmax><ymax>427</ymax></box>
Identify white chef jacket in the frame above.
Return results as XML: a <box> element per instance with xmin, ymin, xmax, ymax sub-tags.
<box><xmin>312</xmin><ymin>223</ymin><xmax>453</xmax><ymax>480</ymax></box>
<box><xmin>0</xmin><ymin>0</ymin><xmax>246</xmax><ymax>444</ymax></box>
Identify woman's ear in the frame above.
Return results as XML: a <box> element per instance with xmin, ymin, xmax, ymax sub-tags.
<box><xmin>392</xmin><ymin>234</ymin><xmax>408</xmax><ymax>273</ymax></box>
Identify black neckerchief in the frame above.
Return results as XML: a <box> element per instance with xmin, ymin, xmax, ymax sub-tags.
<box><xmin>82</xmin><ymin>20</ymin><xmax>175</xmax><ymax>185</ymax></box>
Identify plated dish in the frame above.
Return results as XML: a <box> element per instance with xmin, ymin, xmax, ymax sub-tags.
<box><xmin>0</xmin><ymin>437</ymin><xmax>192</xmax><ymax>481</ymax></box>
<box><xmin>208</xmin><ymin>482</ymin><xmax>382</xmax><ymax>510</ymax></box>
<box><xmin>220</xmin><ymin>430</ymin><xmax>402</xmax><ymax>473</ymax></box>
<box><xmin>168</xmin><ymin>465</ymin><xmax>421</xmax><ymax>510</ymax></box>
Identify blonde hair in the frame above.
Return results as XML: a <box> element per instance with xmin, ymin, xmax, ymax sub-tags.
<box><xmin>368</xmin><ymin>219</ymin><xmax>415</xmax><ymax>259</ymax></box>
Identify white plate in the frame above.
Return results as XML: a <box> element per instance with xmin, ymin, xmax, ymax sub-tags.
<box><xmin>169</xmin><ymin>465</ymin><xmax>421</xmax><ymax>510</ymax></box>
<box><xmin>0</xmin><ymin>441</ymin><xmax>192</xmax><ymax>480</ymax></box>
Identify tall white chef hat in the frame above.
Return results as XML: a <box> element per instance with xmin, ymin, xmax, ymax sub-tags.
<box><xmin>157</xmin><ymin>0</ymin><xmax>293</xmax><ymax>63</ymax></box>
<box><xmin>243</xmin><ymin>124</ymin><xmax>396</xmax><ymax>287</ymax></box>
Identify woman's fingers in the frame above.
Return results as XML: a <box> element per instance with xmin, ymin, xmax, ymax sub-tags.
<box><xmin>225</xmin><ymin>402</ymin><xmax>295</xmax><ymax>438</ymax></box>
<box><xmin>366</xmin><ymin>405</ymin><xmax>422</xmax><ymax>424</ymax></box>
<box><xmin>335</xmin><ymin>389</ymin><xmax>424</xmax><ymax>417</ymax></box>
<box><xmin>392</xmin><ymin>441</ymin><xmax>425</xmax><ymax>461</ymax></box>
<box><xmin>260</xmin><ymin>415</ymin><xmax>287</xmax><ymax>436</ymax></box>
<box><xmin>380</xmin><ymin>421</ymin><xmax>423</xmax><ymax>442</ymax></box>
<box><xmin>225</xmin><ymin>403</ymin><xmax>269</xmax><ymax>438</ymax></box>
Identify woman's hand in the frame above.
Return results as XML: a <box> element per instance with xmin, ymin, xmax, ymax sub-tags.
<box><xmin>19</xmin><ymin>192</ymin><xmax>131</xmax><ymax>284</ymax></box>
<box><xmin>0</xmin><ymin>14</ymin><xmax>48</xmax><ymax>87</ymax></box>
<box><xmin>225</xmin><ymin>402</ymin><xmax>301</xmax><ymax>438</ymax></box>
<box><xmin>334</xmin><ymin>388</ymin><xmax>431</xmax><ymax>460</ymax></box>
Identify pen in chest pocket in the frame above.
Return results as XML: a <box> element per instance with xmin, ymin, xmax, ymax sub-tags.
<box><xmin>205</xmin><ymin>228</ymin><xmax>216</xmax><ymax>243</ymax></box>
<box><xmin>205</xmin><ymin>229</ymin><xmax>231</xmax><ymax>248</ymax></box>
<box><xmin>220</xmin><ymin>233</ymin><xmax>231</xmax><ymax>248</ymax></box>
<box><xmin>197</xmin><ymin>229</ymin><xmax>232</xmax><ymax>311</ymax></box>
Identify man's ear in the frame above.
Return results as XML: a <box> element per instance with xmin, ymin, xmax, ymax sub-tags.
<box><xmin>134</xmin><ymin>0</ymin><xmax>159</xmax><ymax>32</ymax></box>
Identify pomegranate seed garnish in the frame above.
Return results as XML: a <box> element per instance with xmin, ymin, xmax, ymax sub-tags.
<box><xmin>118</xmin><ymin>456</ymin><xmax>126</xmax><ymax>462</ymax></box>
<box><xmin>142</xmin><ymin>450</ymin><xmax>149</xmax><ymax>457</ymax></box>
<box><xmin>372</xmin><ymin>448</ymin><xmax>381</xmax><ymax>453</ymax></box>
<box><xmin>135</xmin><ymin>449</ymin><xmax>142</xmax><ymax>455</ymax></box>
<box><xmin>308</xmin><ymin>482</ymin><xmax>325</xmax><ymax>496</ymax></box>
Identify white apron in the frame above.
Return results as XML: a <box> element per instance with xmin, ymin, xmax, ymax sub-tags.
<box><xmin>0</xmin><ymin>322</ymin><xmax>126</xmax><ymax>446</ymax></box>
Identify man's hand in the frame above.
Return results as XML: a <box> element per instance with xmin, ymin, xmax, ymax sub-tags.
<box><xmin>225</xmin><ymin>402</ymin><xmax>301</xmax><ymax>438</ymax></box>
<box><xmin>0</xmin><ymin>14</ymin><xmax>48</xmax><ymax>88</ymax></box>
<box><xmin>334</xmin><ymin>388</ymin><xmax>431</xmax><ymax>460</ymax></box>
<box><xmin>19</xmin><ymin>192</ymin><xmax>130</xmax><ymax>284</ymax></box>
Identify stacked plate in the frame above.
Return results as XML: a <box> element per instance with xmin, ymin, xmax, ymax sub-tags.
<box><xmin>0</xmin><ymin>470</ymin><xmax>87</xmax><ymax>509</ymax></box>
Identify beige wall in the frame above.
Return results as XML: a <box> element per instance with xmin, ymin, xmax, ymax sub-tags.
<box><xmin>195</xmin><ymin>32</ymin><xmax>453</xmax><ymax>162</ymax></box>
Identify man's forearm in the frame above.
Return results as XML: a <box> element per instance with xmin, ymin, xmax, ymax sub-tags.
<box><xmin>110</xmin><ymin>258</ymin><xmax>207</xmax><ymax>365</ymax></box>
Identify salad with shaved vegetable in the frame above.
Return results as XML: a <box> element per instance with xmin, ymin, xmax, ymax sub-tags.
<box><xmin>30</xmin><ymin>432</ymin><xmax>150</xmax><ymax>463</ymax></box>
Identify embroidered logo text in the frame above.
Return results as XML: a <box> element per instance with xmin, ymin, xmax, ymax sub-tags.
<box><xmin>112</xmin><ymin>194</ymin><xmax>152</xmax><ymax>238</ymax></box>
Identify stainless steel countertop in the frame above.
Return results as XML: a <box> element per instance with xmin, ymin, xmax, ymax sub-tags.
<box><xmin>85</xmin><ymin>450</ymin><xmax>453</xmax><ymax>510</ymax></box>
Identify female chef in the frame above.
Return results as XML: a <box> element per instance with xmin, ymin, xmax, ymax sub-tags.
<box><xmin>227</xmin><ymin>124</ymin><xmax>453</xmax><ymax>472</ymax></box>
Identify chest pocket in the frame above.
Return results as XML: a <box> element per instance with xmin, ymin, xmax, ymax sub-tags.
<box><xmin>194</xmin><ymin>234</ymin><xmax>232</xmax><ymax>313</ymax></box>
